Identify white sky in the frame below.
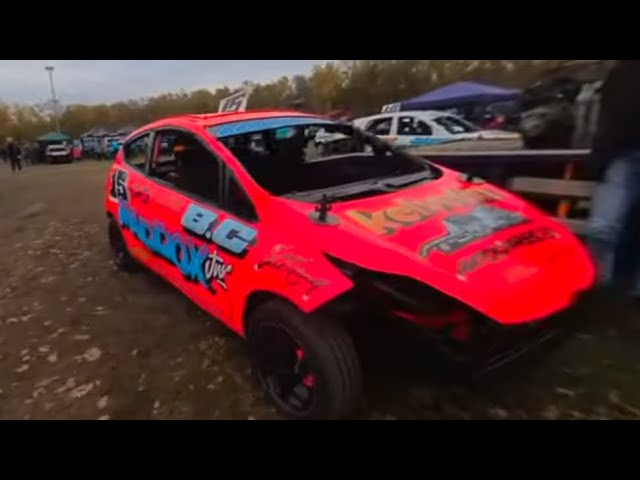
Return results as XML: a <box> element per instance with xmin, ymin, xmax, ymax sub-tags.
<box><xmin>0</xmin><ymin>60</ymin><xmax>332</xmax><ymax>105</ymax></box>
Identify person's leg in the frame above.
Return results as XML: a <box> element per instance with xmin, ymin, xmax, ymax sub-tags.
<box><xmin>10</xmin><ymin>158</ymin><xmax>17</xmax><ymax>172</ymax></box>
<box><xmin>586</xmin><ymin>153</ymin><xmax>640</xmax><ymax>288</ymax></box>
<box><xmin>16</xmin><ymin>158</ymin><xmax>22</xmax><ymax>171</ymax></box>
<box><xmin>618</xmin><ymin>159</ymin><xmax>640</xmax><ymax>298</ymax></box>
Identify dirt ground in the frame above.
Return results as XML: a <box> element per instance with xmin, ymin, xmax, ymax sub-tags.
<box><xmin>2</xmin><ymin>160</ymin><xmax>640</xmax><ymax>420</ymax></box>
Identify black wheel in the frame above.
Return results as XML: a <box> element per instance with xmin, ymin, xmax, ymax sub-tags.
<box><xmin>108</xmin><ymin>218</ymin><xmax>138</xmax><ymax>272</ymax></box>
<box><xmin>246</xmin><ymin>300</ymin><xmax>363</xmax><ymax>420</ymax></box>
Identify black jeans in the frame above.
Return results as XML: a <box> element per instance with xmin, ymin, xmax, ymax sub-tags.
<box><xmin>10</xmin><ymin>157</ymin><xmax>22</xmax><ymax>171</ymax></box>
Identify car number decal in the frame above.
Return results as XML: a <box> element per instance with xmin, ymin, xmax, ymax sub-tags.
<box><xmin>109</xmin><ymin>169</ymin><xmax>129</xmax><ymax>202</ymax></box>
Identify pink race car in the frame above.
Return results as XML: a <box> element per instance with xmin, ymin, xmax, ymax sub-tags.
<box><xmin>105</xmin><ymin>110</ymin><xmax>595</xmax><ymax>419</ymax></box>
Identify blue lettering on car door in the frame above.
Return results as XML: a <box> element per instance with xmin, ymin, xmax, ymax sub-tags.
<box><xmin>181</xmin><ymin>204</ymin><xmax>219</xmax><ymax>237</ymax></box>
<box><xmin>181</xmin><ymin>203</ymin><xmax>257</xmax><ymax>256</ymax></box>
<box><xmin>210</xmin><ymin>219</ymin><xmax>258</xmax><ymax>255</ymax></box>
<box><xmin>118</xmin><ymin>201</ymin><xmax>255</xmax><ymax>293</ymax></box>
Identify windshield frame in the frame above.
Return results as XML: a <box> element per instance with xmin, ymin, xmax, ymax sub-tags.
<box><xmin>208</xmin><ymin>116</ymin><xmax>442</xmax><ymax>202</ymax></box>
<box><xmin>282</xmin><ymin>169</ymin><xmax>437</xmax><ymax>203</ymax></box>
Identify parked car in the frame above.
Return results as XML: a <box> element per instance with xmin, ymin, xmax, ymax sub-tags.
<box><xmin>313</xmin><ymin>128</ymin><xmax>351</xmax><ymax>155</ymax></box>
<box><xmin>476</xmin><ymin>101</ymin><xmax>521</xmax><ymax>131</ymax></box>
<box><xmin>72</xmin><ymin>140</ymin><xmax>83</xmax><ymax>160</ymax></box>
<box><xmin>45</xmin><ymin>143</ymin><xmax>73</xmax><ymax>164</ymax></box>
<box><xmin>105</xmin><ymin>110</ymin><xmax>594</xmax><ymax>419</ymax></box>
<box><xmin>315</xmin><ymin>111</ymin><xmax>519</xmax><ymax>154</ymax></box>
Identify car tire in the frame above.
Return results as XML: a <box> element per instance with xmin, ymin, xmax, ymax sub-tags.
<box><xmin>246</xmin><ymin>299</ymin><xmax>363</xmax><ymax>420</ymax></box>
<box><xmin>108</xmin><ymin>218</ymin><xmax>138</xmax><ymax>272</ymax></box>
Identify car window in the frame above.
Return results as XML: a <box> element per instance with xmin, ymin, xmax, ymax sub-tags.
<box><xmin>398</xmin><ymin>116</ymin><xmax>433</xmax><ymax>136</ymax></box>
<box><xmin>123</xmin><ymin>133</ymin><xmax>151</xmax><ymax>171</ymax></box>
<box><xmin>150</xmin><ymin>129</ymin><xmax>222</xmax><ymax>205</ymax></box>
<box><xmin>226</xmin><ymin>173</ymin><xmax>258</xmax><ymax>222</ymax></box>
<box><xmin>365</xmin><ymin>117</ymin><xmax>392</xmax><ymax>136</ymax></box>
<box><xmin>434</xmin><ymin>116</ymin><xmax>480</xmax><ymax>134</ymax></box>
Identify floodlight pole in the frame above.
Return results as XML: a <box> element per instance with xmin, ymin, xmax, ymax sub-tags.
<box><xmin>45</xmin><ymin>66</ymin><xmax>60</xmax><ymax>133</ymax></box>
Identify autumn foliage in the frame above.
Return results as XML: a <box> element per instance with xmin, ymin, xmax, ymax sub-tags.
<box><xmin>0</xmin><ymin>60</ymin><xmax>571</xmax><ymax>141</ymax></box>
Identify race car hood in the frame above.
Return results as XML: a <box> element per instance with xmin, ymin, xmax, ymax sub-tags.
<box><xmin>278</xmin><ymin>170</ymin><xmax>595</xmax><ymax>325</ymax></box>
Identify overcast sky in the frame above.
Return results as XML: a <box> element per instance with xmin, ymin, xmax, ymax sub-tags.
<box><xmin>0</xmin><ymin>60</ymin><xmax>331</xmax><ymax>105</ymax></box>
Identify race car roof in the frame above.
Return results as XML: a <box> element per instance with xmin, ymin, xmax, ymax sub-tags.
<box><xmin>176</xmin><ymin>110</ymin><xmax>327</xmax><ymax>128</ymax></box>
<box><xmin>209</xmin><ymin>115</ymin><xmax>334</xmax><ymax>138</ymax></box>
<box><xmin>131</xmin><ymin>110</ymin><xmax>336</xmax><ymax>141</ymax></box>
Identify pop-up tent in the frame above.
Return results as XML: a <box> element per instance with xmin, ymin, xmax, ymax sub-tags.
<box><xmin>37</xmin><ymin>132</ymin><xmax>72</xmax><ymax>143</ymax></box>
<box><xmin>400</xmin><ymin>81</ymin><xmax>522</xmax><ymax>111</ymax></box>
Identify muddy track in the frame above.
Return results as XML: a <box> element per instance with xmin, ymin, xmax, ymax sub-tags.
<box><xmin>1</xmin><ymin>160</ymin><xmax>639</xmax><ymax>420</ymax></box>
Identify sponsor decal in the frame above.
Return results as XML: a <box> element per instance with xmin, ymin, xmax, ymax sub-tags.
<box><xmin>456</xmin><ymin>226</ymin><xmax>561</xmax><ymax>276</ymax></box>
<box><xmin>117</xmin><ymin>201</ymin><xmax>255</xmax><ymax>293</ymax></box>
<box><xmin>256</xmin><ymin>245</ymin><xmax>328</xmax><ymax>300</ymax></box>
<box><xmin>419</xmin><ymin>205</ymin><xmax>528</xmax><ymax>258</ymax></box>
<box><xmin>346</xmin><ymin>187</ymin><xmax>503</xmax><ymax>236</ymax></box>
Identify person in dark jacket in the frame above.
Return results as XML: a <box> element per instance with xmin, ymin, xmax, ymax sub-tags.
<box><xmin>586</xmin><ymin>60</ymin><xmax>640</xmax><ymax>297</ymax></box>
<box><xmin>6</xmin><ymin>138</ymin><xmax>22</xmax><ymax>172</ymax></box>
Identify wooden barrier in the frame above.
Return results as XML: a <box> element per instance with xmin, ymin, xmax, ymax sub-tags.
<box><xmin>506</xmin><ymin>177</ymin><xmax>597</xmax><ymax>234</ymax></box>
<box><xmin>418</xmin><ymin>149</ymin><xmax>596</xmax><ymax>235</ymax></box>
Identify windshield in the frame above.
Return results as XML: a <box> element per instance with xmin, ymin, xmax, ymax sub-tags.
<box><xmin>208</xmin><ymin>116</ymin><xmax>441</xmax><ymax>203</ymax></box>
<box><xmin>434</xmin><ymin>115</ymin><xmax>480</xmax><ymax>134</ymax></box>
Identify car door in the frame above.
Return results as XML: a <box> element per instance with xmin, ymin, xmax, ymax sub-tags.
<box><xmin>110</xmin><ymin>130</ymin><xmax>163</xmax><ymax>272</ymax></box>
<box><xmin>142</xmin><ymin>127</ymin><xmax>258</xmax><ymax>322</ymax></box>
<box><xmin>393</xmin><ymin>115</ymin><xmax>446</xmax><ymax>148</ymax></box>
<box><xmin>363</xmin><ymin>116</ymin><xmax>395</xmax><ymax>143</ymax></box>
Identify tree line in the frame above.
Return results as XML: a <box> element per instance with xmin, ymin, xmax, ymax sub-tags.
<box><xmin>0</xmin><ymin>60</ymin><xmax>572</xmax><ymax>141</ymax></box>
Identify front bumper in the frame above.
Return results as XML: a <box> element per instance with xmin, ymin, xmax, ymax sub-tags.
<box><xmin>471</xmin><ymin>308</ymin><xmax>576</xmax><ymax>375</ymax></box>
<box><xmin>391</xmin><ymin>295</ymin><xmax>585</xmax><ymax>377</ymax></box>
<box><xmin>48</xmin><ymin>154</ymin><xmax>71</xmax><ymax>163</ymax></box>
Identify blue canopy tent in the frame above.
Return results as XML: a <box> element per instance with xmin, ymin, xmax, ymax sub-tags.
<box><xmin>400</xmin><ymin>81</ymin><xmax>522</xmax><ymax>111</ymax></box>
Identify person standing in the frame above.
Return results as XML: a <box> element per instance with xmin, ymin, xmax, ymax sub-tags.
<box><xmin>6</xmin><ymin>138</ymin><xmax>22</xmax><ymax>172</ymax></box>
<box><xmin>586</xmin><ymin>60</ymin><xmax>640</xmax><ymax>297</ymax></box>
